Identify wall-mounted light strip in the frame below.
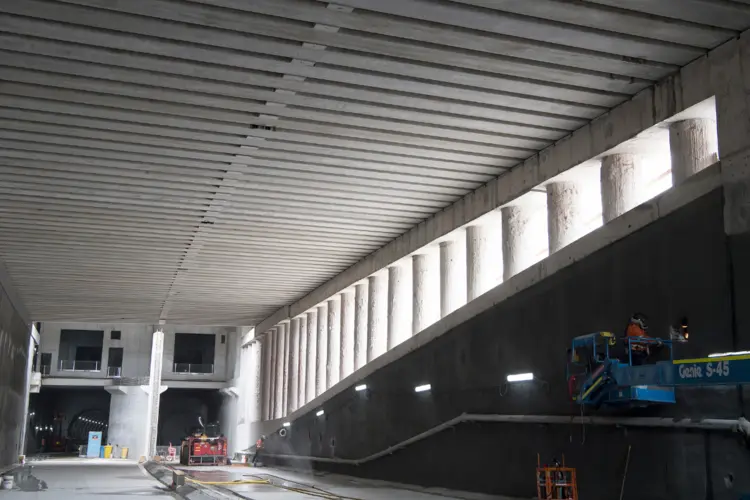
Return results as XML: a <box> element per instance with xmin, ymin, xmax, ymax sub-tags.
<box><xmin>355</xmin><ymin>384</ymin><xmax>367</xmax><ymax>392</ymax></box>
<box><xmin>414</xmin><ymin>384</ymin><xmax>431</xmax><ymax>393</ymax></box>
<box><xmin>507</xmin><ymin>373</ymin><xmax>534</xmax><ymax>382</ymax></box>
<box><xmin>316</xmin><ymin>410</ymin><xmax>325</xmax><ymax>417</ymax></box>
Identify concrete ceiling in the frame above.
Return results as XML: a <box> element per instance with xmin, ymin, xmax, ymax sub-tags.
<box><xmin>0</xmin><ymin>0</ymin><xmax>748</xmax><ymax>325</ymax></box>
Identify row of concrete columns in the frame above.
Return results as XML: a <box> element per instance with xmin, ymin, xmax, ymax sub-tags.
<box><xmin>260</xmin><ymin>118</ymin><xmax>718</xmax><ymax>421</ymax></box>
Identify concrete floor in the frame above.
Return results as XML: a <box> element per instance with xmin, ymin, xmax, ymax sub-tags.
<box><xmin>0</xmin><ymin>459</ymin><xmax>174</xmax><ymax>499</ymax></box>
<box><xmin>176</xmin><ymin>465</ymin><xmax>528</xmax><ymax>500</ymax></box>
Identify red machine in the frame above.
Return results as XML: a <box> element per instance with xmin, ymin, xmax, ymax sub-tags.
<box><xmin>179</xmin><ymin>421</ymin><xmax>228</xmax><ymax>466</ymax></box>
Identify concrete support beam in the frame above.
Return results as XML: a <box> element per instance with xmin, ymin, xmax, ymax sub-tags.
<box><xmin>669</xmin><ymin>119</ymin><xmax>719</xmax><ymax>186</ymax></box>
<box><xmin>501</xmin><ymin>202</ymin><xmax>547</xmax><ymax>280</ymax></box>
<box><xmin>306</xmin><ymin>310</ymin><xmax>317</xmax><ymax>404</ymax></box>
<box><xmin>387</xmin><ymin>263</ymin><xmax>412</xmax><ymax>350</ymax></box>
<box><xmin>250</xmin><ymin>339</ymin><xmax>262</xmax><ymax>424</ymax></box>
<box><xmin>439</xmin><ymin>239</ymin><xmax>466</xmax><ymax>317</ymax></box>
<box><xmin>601</xmin><ymin>154</ymin><xmax>640</xmax><ymax>223</ymax></box>
<box><xmin>262</xmin><ymin>333</ymin><xmax>272</xmax><ymax>420</ymax></box>
<box><xmin>288</xmin><ymin>318</ymin><xmax>300</xmax><ymax>413</ymax></box>
<box><xmin>144</xmin><ymin>330</ymin><xmax>164</xmax><ymax>459</ymax></box>
<box><xmin>546</xmin><ymin>181</ymin><xmax>587</xmax><ymax>253</ymax></box>
<box><xmin>340</xmin><ymin>290</ymin><xmax>355</xmax><ymax>379</ymax></box>
<box><xmin>316</xmin><ymin>305</ymin><xmax>328</xmax><ymax>397</ymax></box>
<box><xmin>412</xmin><ymin>252</ymin><xmax>439</xmax><ymax>334</ymax></box>
<box><xmin>466</xmin><ymin>223</ymin><xmax>499</xmax><ymax>301</ymax></box>
<box><xmin>367</xmin><ymin>273</ymin><xmax>387</xmax><ymax>362</ymax></box>
<box><xmin>297</xmin><ymin>315</ymin><xmax>308</xmax><ymax>408</ymax></box>
<box><xmin>267</xmin><ymin>329</ymin><xmax>276</xmax><ymax>420</ymax></box>
<box><xmin>274</xmin><ymin>324</ymin><xmax>285</xmax><ymax>419</ymax></box>
<box><xmin>353</xmin><ymin>283</ymin><xmax>368</xmax><ymax>370</ymax></box>
<box><xmin>326</xmin><ymin>298</ymin><xmax>341</xmax><ymax>389</ymax></box>
<box><xmin>281</xmin><ymin>322</ymin><xmax>289</xmax><ymax>416</ymax></box>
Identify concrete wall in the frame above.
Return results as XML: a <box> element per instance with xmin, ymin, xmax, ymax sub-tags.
<box><xmin>39</xmin><ymin>322</ymin><xmax>233</xmax><ymax>381</ymax></box>
<box><xmin>265</xmin><ymin>189</ymin><xmax>750</xmax><ymax>499</ymax></box>
<box><xmin>0</xmin><ymin>283</ymin><xmax>29</xmax><ymax>468</ymax></box>
<box><xmin>107</xmin><ymin>387</ymin><xmax>149</xmax><ymax>458</ymax></box>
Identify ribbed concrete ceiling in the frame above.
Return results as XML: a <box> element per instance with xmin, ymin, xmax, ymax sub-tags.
<box><xmin>0</xmin><ymin>0</ymin><xmax>748</xmax><ymax>325</ymax></box>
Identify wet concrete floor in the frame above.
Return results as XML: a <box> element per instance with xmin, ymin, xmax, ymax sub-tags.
<box><xmin>0</xmin><ymin>459</ymin><xmax>175</xmax><ymax>499</ymax></box>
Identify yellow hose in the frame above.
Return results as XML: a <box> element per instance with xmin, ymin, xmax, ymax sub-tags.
<box><xmin>186</xmin><ymin>478</ymin><xmax>270</xmax><ymax>485</ymax></box>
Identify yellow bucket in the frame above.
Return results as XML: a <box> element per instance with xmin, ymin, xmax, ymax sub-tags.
<box><xmin>121</xmin><ymin>448</ymin><xmax>129</xmax><ymax>459</ymax></box>
<box><xmin>103</xmin><ymin>445</ymin><xmax>113</xmax><ymax>459</ymax></box>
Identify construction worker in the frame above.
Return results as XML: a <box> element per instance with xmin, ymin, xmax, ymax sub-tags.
<box><xmin>252</xmin><ymin>435</ymin><xmax>265</xmax><ymax>466</ymax></box>
<box><xmin>625</xmin><ymin>313</ymin><xmax>650</xmax><ymax>365</ymax></box>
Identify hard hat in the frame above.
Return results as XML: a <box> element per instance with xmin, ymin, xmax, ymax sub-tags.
<box><xmin>629</xmin><ymin>313</ymin><xmax>648</xmax><ymax>330</ymax></box>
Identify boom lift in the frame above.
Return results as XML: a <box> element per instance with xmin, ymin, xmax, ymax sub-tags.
<box><xmin>567</xmin><ymin>330</ymin><xmax>750</xmax><ymax>408</ymax></box>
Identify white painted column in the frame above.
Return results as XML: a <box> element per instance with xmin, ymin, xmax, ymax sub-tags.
<box><xmin>249</xmin><ymin>339</ymin><xmax>262</xmax><ymax>424</ymax></box>
<box><xmin>281</xmin><ymin>322</ymin><xmax>289</xmax><ymax>416</ymax></box>
<box><xmin>267</xmin><ymin>329</ymin><xmax>277</xmax><ymax>420</ymax></box>
<box><xmin>439</xmin><ymin>239</ymin><xmax>466</xmax><ymax>317</ymax></box>
<box><xmin>288</xmin><ymin>318</ymin><xmax>300</xmax><ymax>413</ymax></box>
<box><xmin>501</xmin><ymin>202</ymin><xmax>547</xmax><ymax>280</ymax></box>
<box><xmin>601</xmin><ymin>154</ymin><xmax>640</xmax><ymax>223</ymax></box>
<box><xmin>669</xmin><ymin>119</ymin><xmax>719</xmax><ymax>185</ymax></box>
<box><xmin>274</xmin><ymin>324</ymin><xmax>285</xmax><ymax>419</ymax></box>
<box><xmin>144</xmin><ymin>329</ymin><xmax>164</xmax><ymax>459</ymax></box>
<box><xmin>262</xmin><ymin>332</ymin><xmax>272</xmax><ymax>420</ymax></box>
<box><xmin>340</xmin><ymin>290</ymin><xmax>355</xmax><ymax>379</ymax></box>
<box><xmin>353</xmin><ymin>283</ymin><xmax>368</xmax><ymax>370</ymax></box>
<box><xmin>367</xmin><ymin>273</ymin><xmax>387</xmax><ymax>362</ymax></box>
<box><xmin>387</xmin><ymin>263</ymin><xmax>412</xmax><ymax>350</ymax></box>
<box><xmin>546</xmin><ymin>181</ymin><xmax>586</xmax><ymax>253</ymax></box>
<box><xmin>466</xmin><ymin>224</ymin><xmax>493</xmax><ymax>301</ymax></box>
<box><xmin>297</xmin><ymin>315</ymin><xmax>308</xmax><ymax>408</ymax></box>
<box><xmin>316</xmin><ymin>304</ymin><xmax>328</xmax><ymax>396</ymax></box>
<box><xmin>306</xmin><ymin>311</ymin><xmax>317</xmax><ymax>404</ymax></box>
<box><xmin>412</xmin><ymin>252</ymin><xmax>439</xmax><ymax>334</ymax></box>
<box><xmin>327</xmin><ymin>298</ymin><xmax>341</xmax><ymax>389</ymax></box>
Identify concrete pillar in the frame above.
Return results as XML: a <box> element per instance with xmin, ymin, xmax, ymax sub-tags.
<box><xmin>412</xmin><ymin>252</ymin><xmax>439</xmax><ymax>334</ymax></box>
<box><xmin>306</xmin><ymin>311</ymin><xmax>317</xmax><ymax>404</ymax></box>
<box><xmin>327</xmin><ymin>298</ymin><xmax>341</xmax><ymax>389</ymax></box>
<box><xmin>367</xmin><ymin>273</ymin><xmax>387</xmax><ymax>362</ymax></box>
<box><xmin>466</xmin><ymin>224</ymin><xmax>494</xmax><ymax>300</ymax></box>
<box><xmin>297</xmin><ymin>315</ymin><xmax>307</xmax><ymax>409</ymax></box>
<box><xmin>249</xmin><ymin>339</ymin><xmax>263</xmax><ymax>424</ymax></box>
<box><xmin>316</xmin><ymin>304</ymin><xmax>328</xmax><ymax>396</ymax></box>
<box><xmin>439</xmin><ymin>239</ymin><xmax>466</xmax><ymax>317</ymax></box>
<box><xmin>340</xmin><ymin>290</ymin><xmax>355</xmax><ymax>379</ymax></box>
<box><xmin>288</xmin><ymin>318</ymin><xmax>300</xmax><ymax>413</ymax></box>
<box><xmin>387</xmin><ymin>263</ymin><xmax>412</xmax><ymax>350</ymax></box>
<box><xmin>274</xmin><ymin>324</ymin><xmax>285</xmax><ymax>419</ymax></box>
<box><xmin>144</xmin><ymin>329</ymin><xmax>164</xmax><ymax>458</ymax></box>
<box><xmin>546</xmin><ymin>181</ymin><xmax>586</xmax><ymax>253</ymax></box>
<box><xmin>262</xmin><ymin>333</ymin><xmax>272</xmax><ymax>420</ymax></box>
<box><xmin>669</xmin><ymin>119</ymin><xmax>719</xmax><ymax>185</ymax></box>
<box><xmin>354</xmin><ymin>283</ymin><xmax>368</xmax><ymax>370</ymax></box>
<box><xmin>281</xmin><ymin>322</ymin><xmax>289</xmax><ymax>416</ymax></box>
<box><xmin>601</xmin><ymin>154</ymin><xmax>640</xmax><ymax>223</ymax></box>
<box><xmin>501</xmin><ymin>204</ymin><xmax>547</xmax><ymax>280</ymax></box>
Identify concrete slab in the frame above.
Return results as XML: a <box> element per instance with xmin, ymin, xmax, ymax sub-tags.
<box><xmin>171</xmin><ymin>464</ymin><xmax>528</xmax><ymax>500</ymax></box>
<box><xmin>0</xmin><ymin>459</ymin><xmax>175</xmax><ymax>499</ymax></box>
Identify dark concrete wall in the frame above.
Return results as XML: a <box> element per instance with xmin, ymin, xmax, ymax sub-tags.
<box><xmin>268</xmin><ymin>189</ymin><xmax>750</xmax><ymax>499</ymax></box>
<box><xmin>157</xmin><ymin>389</ymin><xmax>222</xmax><ymax>446</ymax></box>
<box><xmin>0</xmin><ymin>283</ymin><xmax>29</xmax><ymax>467</ymax></box>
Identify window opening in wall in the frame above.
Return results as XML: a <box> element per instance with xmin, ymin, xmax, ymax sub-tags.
<box><xmin>221</xmin><ymin>335</ymin><xmax>226</xmax><ymax>344</ymax></box>
<box><xmin>173</xmin><ymin>333</ymin><xmax>216</xmax><ymax>374</ymax></box>
<box><xmin>40</xmin><ymin>352</ymin><xmax>51</xmax><ymax>376</ymax></box>
<box><xmin>107</xmin><ymin>347</ymin><xmax>123</xmax><ymax>378</ymax></box>
<box><xmin>58</xmin><ymin>329</ymin><xmax>104</xmax><ymax>372</ymax></box>
<box><xmin>111</xmin><ymin>330</ymin><xmax>121</xmax><ymax>340</ymax></box>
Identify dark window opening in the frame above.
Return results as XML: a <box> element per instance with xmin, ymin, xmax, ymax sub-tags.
<box><xmin>221</xmin><ymin>335</ymin><xmax>226</xmax><ymax>344</ymax></box>
<box><xmin>40</xmin><ymin>352</ymin><xmax>52</xmax><ymax>375</ymax></box>
<box><xmin>111</xmin><ymin>330</ymin><xmax>121</xmax><ymax>340</ymax></box>
<box><xmin>107</xmin><ymin>347</ymin><xmax>124</xmax><ymax>378</ymax></box>
<box><xmin>173</xmin><ymin>333</ymin><xmax>215</xmax><ymax>374</ymax></box>
<box><xmin>59</xmin><ymin>330</ymin><xmax>103</xmax><ymax>371</ymax></box>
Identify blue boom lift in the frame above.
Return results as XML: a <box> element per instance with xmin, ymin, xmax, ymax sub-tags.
<box><xmin>567</xmin><ymin>330</ymin><xmax>750</xmax><ymax>407</ymax></box>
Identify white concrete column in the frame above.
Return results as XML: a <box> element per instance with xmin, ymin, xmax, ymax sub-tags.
<box><xmin>249</xmin><ymin>339</ymin><xmax>263</xmax><ymax>424</ymax></box>
<box><xmin>367</xmin><ymin>273</ymin><xmax>387</xmax><ymax>362</ymax></box>
<box><xmin>288</xmin><ymin>318</ymin><xmax>300</xmax><ymax>413</ymax></box>
<box><xmin>466</xmin><ymin>224</ymin><xmax>493</xmax><ymax>300</ymax></box>
<box><xmin>281</xmin><ymin>322</ymin><xmax>289</xmax><ymax>416</ymax></box>
<box><xmin>262</xmin><ymin>333</ymin><xmax>272</xmax><ymax>420</ymax></box>
<box><xmin>267</xmin><ymin>329</ymin><xmax>276</xmax><ymax>419</ymax></box>
<box><xmin>412</xmin><ymin>252</ymin><xmax>439</xmax><ymax>334</ymax></box>
<box><xmin>274</xmin><ymin>324</ymin><xmax>285</xmax><ymax>419</ymax></box>
<box><xmin>316</xmin><ymin>304</ymin><xmax>328</xmax><ymax>396</ymax></box>
<box><xmin>326</xmin><ymin>298</ymin><xmax>341</xmax><ymax>389</ymax></box>
<box><xmin>547</xmin><ymin>181</ymin><xmax>586</xmax><ymax>253</ymax></box>
<box><xmin>340</xmin><ymin>290</ymin><xmax>355</xmax><ymax>379</ymax></box>
<box><xmin>601</xmin><ymin>154</ymin><xmax>640</xmax><ymax>223</ymax></box>
<box><xmin>297</xmin><ymin>315</ymin><xmax>307</xmax><ymax>409</ymax></box>
<box><xmin>669</xmin><ymin>119</ymin><xmax>719</xmax><ymax>185</ymax></box>
<box><xmin>353</xmin><ymin>283</ymin><xmax>368</xmax><ymax>370</ymax></box>
<box><xmin>387</xmin><ymin>263</ymin><xmax>412</xmax><ymax>350</ymax></box>
<box><xmin>501</xmin><ymin>202</ymin><xmax>547</xmax><ymax>280</ymax></box>
<box><xmin>439</xmin><ymin>239</ymin><xmax>466</xmax><ymax>317</ymax></box>
<box><xmin>306</xmin><ymin>311</ymin><xmax>317</xmax><ymax>404</ymax></box>
<box><xmin>144</xmin><ymin>329</ymin><xmax>164</xmax><ymax>458</ymax></box>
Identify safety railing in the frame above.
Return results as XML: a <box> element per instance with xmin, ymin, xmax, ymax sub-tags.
<box><xmin>59</xmin><ymin>360</ymin><xmax>100</xmax><ymax>372</ymax></box>
<box><xmin>40</xmin><ymin>364</ymin><xmax>51</xmax><ymax>376</ymax></box>
<box><xmin>173</xmin><ymin>363</ymin><xmax>214</xmax><ymax>374</ymax></box>
<box><xmin>107</xmin><ymin>366</ymin><xmax>122</xmax><ymax>378</ymax></box>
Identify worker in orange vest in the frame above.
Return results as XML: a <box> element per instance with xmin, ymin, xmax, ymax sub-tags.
<box><xmin>625</xmin><ymin>313</ymin><xmax>650</xmax><ymax>365</ymax></box>
<box><xmin>252</xmin><ymin>435</ymin><xmax>265</xmax><ymax>466</ymax></box>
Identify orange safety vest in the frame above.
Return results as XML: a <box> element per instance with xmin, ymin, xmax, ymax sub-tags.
<box><xmin>626</xmin><ymin>324</ymin><xmax>649</xmax><ymax>351</ymax></box>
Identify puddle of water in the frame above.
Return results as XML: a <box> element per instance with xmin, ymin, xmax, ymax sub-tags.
<box><xmin>13</xmin><ymin>466</ymin><xmax>48</xmax><ymax>492</ymax></box>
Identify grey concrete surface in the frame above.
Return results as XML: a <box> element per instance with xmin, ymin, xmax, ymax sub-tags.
<box><xmin>0</xmin><ymin>459</ymin><xmax>174</xmax><ymax>499</ymax></box>
<box><xmin>173</xmin><ymin>465</ymin><xmax>525</xmax><ymax>500</ymax></box>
